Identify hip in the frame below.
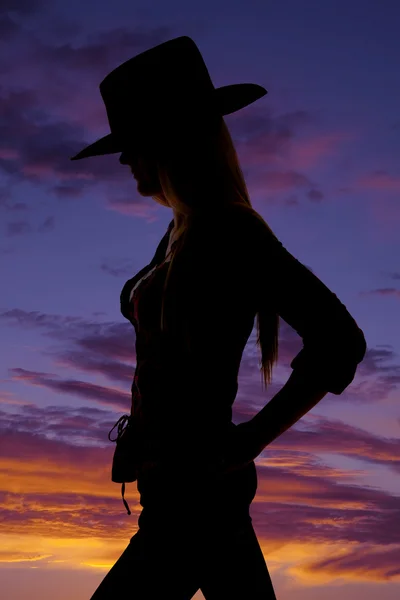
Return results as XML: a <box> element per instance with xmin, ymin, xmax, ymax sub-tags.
<box><xmin>136</xmin><ymin>457</ymin><xmax>258</xmax><ymax>508</ymax></box>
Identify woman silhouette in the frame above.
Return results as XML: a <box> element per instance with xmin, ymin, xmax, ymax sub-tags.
<box><xmin>70</xmin><ymin>37</ymin><xmax>366</xmax><ymax>600</ymax></box>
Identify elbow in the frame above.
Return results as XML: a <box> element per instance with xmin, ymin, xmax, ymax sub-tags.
<box><xmin>343</xmin><ymin>324</ymin><xmax>367</xmax><ymax>366</ymax></box>
<box><xmin>328</xmin><ymin>325</ymin><xmax>367</xmax><ymax>395</ymax></box>
<box><xmin>354</xmin><ymin>326</ymin><xmax>367</xmax><ymax>364</ymax></box>
<box><xmin>290</xmin><ymin>325</ymin><xmax>367</xmax><ymax>397</ymax></box>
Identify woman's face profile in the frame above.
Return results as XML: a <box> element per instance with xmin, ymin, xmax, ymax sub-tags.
<box><xmin>119</xmin><ymin>147</ymin><xmax>168</xmax><ymax>206</ymax></box>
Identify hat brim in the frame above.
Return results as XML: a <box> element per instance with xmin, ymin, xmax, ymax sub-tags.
<box><xmin>70</xmin><ymin>133</ymin><xmax>120</xmax><ymax>161</ymax></box>
<box><xmin>215</xmin><ymin>83</ymin><xmax>267</xmax><ymax>116</ymax></box>
<box><xmin>70</xmin><ymin>83</ymin><xmax>267</xmax><ymax>161</ymax></box>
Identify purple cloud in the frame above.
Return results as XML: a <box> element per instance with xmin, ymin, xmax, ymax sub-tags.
<box><xmin>8</xmin><ymin>367</ymin><xmax>131</xmax><ymax>409</ymax></box>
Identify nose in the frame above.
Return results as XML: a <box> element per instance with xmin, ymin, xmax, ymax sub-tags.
<box><xmin>120</xmin><ymin>151</ymin><xmax>142</xmax><ymax>173</ymax></box>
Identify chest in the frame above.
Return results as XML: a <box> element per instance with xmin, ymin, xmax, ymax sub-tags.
<box><xmin>128</xmin><ymin>260</ymin><xmax>169</xmax><ymax>331</ymax></box>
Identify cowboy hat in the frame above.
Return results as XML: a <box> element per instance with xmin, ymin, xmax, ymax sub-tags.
<box><xmin>70</xmin><ymin>35</ymin><xmax>267</xmax><ymax>161</ymax></box>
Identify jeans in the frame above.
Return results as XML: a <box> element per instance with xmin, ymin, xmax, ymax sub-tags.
<box><xmin>89</xmin><ymin>511</ymin><xmax>277</xmax><ymax>599</ymax></box>
<box><xmin>89</xmin><ymin>460</ymin><xmax>277</xmax><ymax>599</ymax></box>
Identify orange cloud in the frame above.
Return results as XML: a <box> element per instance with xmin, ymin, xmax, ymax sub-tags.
<box><xmin>1</xmin><ymin>419</ymin><xmax>400</xmax><ymax>583</ymax></box>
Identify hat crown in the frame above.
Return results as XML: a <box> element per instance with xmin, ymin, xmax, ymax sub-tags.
<box><xmin>99</xmin><ymin>36</ymin><xmax>218</xmax><ymax>145</ymax></box>
<box><xmin>100</xmin><ymin>36</ymin><xmax>215</xmax><ymax>112</ymax></box>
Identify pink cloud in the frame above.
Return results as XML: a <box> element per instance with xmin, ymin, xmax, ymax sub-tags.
<box><xmin>360</xmin><ymin>288</ymin><xmax>400</xmax><ymax>299</ymax></box>
<box><xmin>0</xmin><ymin>148</ymin><xmax>19</xmax><ymax>160</ymax></box>
<box><xmin>357</xmin><ymin>171</ymin><xmax>400</xmax><ymax>191</ymax></box>
<box><xmin>354</xmin><ymin>171</ymin><xmax>400</xmax><ymax>232</ymax></box>
<box><xmin>250</xmin><ymin>170</ymin><xmax>312</xmax><ymax>191</ymax></box>
<box><xmin>288</xmin><ymin>132</ymin><xmax>355</xmax><ymax>170</ymax></box>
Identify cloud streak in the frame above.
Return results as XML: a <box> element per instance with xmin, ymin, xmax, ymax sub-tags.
<box><xmin>1</xmin><ymin>404</ymin><xmax>399</xmax><ymax>581</ymax></box>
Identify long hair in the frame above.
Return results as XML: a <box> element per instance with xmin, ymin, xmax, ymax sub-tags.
<box><xmin>152</xmin><ymin>111</ymin><xmax>279</xmax><ymax>391</ymax></box>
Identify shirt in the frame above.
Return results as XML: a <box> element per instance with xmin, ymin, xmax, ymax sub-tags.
<box><xmin>119</xmin><ymin>207</ymin><xmax>366</xmax><ymax>513</ymax></box>
<box><xmin>121</xmin><ymin>218</ymin><xmax>234</xmax><ymax>463</ymax></box>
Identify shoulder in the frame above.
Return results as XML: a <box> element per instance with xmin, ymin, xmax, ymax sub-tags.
<box><xmin>225</xmin><ymin>205</ymin><xmax>276</xmax><ymax>239</ymax></box>
<box><xmin>212</xmin><ymin>206</ymin><xmax>279</xmax><ymax>259</ymax></box>
<box><xmin>182</xmin><ymin>206</ymin><xmax>279</xmax><ymax>274</ymax></box>
<box><xmin>194</xmin><ymin>207</ymin><xmax>277</xmax><ymax>280</ymax></box>
<box><xmin>191</xmin><ymin>205</ymin><xmax>274</xmax><ymax>240</ymax></box>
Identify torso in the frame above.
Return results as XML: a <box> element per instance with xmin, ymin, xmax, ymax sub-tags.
<box><xmin>119</xmin><ymin>212</ymin><xmax>258</xmax><ymax>507</ymax></box>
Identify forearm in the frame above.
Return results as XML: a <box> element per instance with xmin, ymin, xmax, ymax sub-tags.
<box><xmin>252</xmin><ymin>369</ymin><xmax>329</xmax><ymax>448</ymax></box>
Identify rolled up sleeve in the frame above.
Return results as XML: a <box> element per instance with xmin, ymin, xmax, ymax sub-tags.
<box><xmin>251</xmin><ymin>222</ymin><xmax>367</xmax><ymax>395</ymax></box>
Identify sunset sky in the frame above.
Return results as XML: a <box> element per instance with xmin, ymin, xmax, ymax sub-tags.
<box><xmin>1</xmin><ymin>0</ymin><xmax>400</xmax><ymax>599</ymax></box>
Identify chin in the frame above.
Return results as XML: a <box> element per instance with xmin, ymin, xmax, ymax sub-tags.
<box><xmin>136</xmin><ymin>181</ymin><xmax>156</xmax><ymax>197</ymax></box>
<box><xmin>135</xmin><ymin>181</ymin><xmax>168</xmax><ymax>204</ymax></box>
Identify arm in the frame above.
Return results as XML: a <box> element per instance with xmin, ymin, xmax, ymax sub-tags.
<box><xmin>226</xmin><ymin>211</ymin><xmax>367</xmax><ymax>464</ymax></box>
<box><xmin>251</xmin><ymin>369</ymin><xmax>329</xmax><ymax>449</ymax></box>
<box><xmin>223</xmin><ymin>369</ymin><xmax>330</xmax><ymax>472</ymax></box>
